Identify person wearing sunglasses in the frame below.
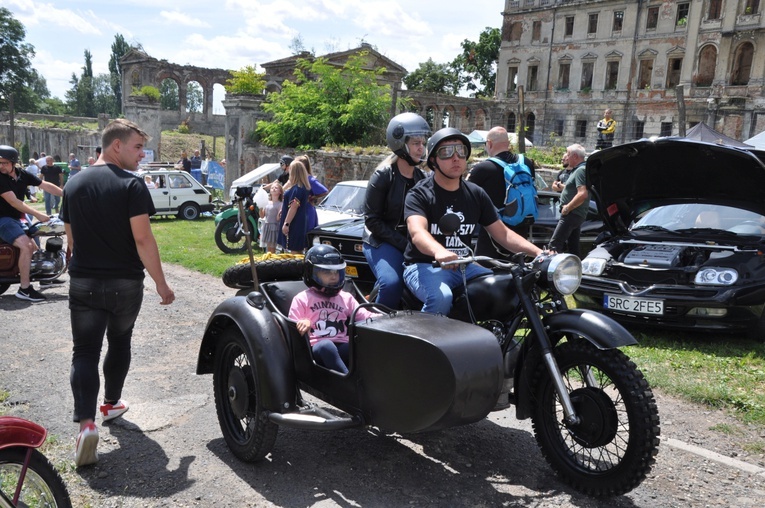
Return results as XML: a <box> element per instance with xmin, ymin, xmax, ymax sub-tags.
<box><xmin>402</xmin><ymin>128</ymin><xmax>543</xmax><ymax>315</ymax></box>
<box><xmin>362</xmin><ymin>112</ymin><xmax>431</xmax><ymax>309</ymax></box>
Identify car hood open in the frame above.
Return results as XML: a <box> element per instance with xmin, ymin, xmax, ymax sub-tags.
<box><xmin>586</xmin><ymin>138</ymin><xmax>765</xmax><ymax>234</ymax></box>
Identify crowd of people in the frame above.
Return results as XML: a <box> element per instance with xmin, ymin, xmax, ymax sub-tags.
<box><xmin>0</xmin><ymin>107</ymin><xmax>611</xmax><ymax>468</ymax></box>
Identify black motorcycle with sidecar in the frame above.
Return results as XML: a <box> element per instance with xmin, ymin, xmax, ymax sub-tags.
<box><xmin>197</xmin><ymin>214</ymin><xmax>660</xmax><ymax>497</ymax></box>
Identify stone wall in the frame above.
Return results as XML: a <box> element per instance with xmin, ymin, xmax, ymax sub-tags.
<box><xmin>0</xmin><ymin>122</ymin><xmax>101</xmax><ymax>161</ymax></box>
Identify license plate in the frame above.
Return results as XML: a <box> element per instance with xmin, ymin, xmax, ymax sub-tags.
<box><xmin>604</xmin><ymin>294</ymin><xmax>664</xmax><ymax>315</ymax></box>
<box><xmin>345</xmin><ymin>265</ymin><xmax>358</xmax><ymax>278</ymax></box>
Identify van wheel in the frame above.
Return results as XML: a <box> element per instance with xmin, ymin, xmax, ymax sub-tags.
<box><xmin>222</xmin><ymin>258</ymin><xmax>304</xmax><ymax>288</ymax></box>
<box><xmin>179</xmin><ymin>202</ymin><xmax>201</xmax><ymax>220</ymax></box>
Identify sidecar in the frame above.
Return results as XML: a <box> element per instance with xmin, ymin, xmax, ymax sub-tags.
<box><xmin>196</xmin><ymin>280</ymin><xmax>504</xmax><ymax>461</ymax></box>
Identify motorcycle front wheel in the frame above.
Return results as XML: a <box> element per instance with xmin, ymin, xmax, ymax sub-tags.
<box><xmin>213</xmin><ymin>326</ymin><xmax>279</xmax><ymax>462</ymax></box>
<box><xmin>214</xmin><ymin>217</ymin><xmax>247</xmax><ymax>254</ymax></box>
<box><xmin>531</xmin><ymin>339</ymin><xmax>660</xmax><ymax>497</ymax></box>
<box><xmin>0</xmin><ymin>447</ymin><xmax>72</xmax><ymax>508</ymax></box>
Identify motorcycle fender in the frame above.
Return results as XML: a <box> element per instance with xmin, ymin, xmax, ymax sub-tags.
<box><xmin>0</xmin><ymin>417</ymin><xmax>47</xmax><ymax>450</ymax></box>
<box><xmin>542</xmin><ymin>309</ymin><xmax>638</xmax><ymax>349</ymax></box>
<box><xmin>214</xmin><ymin>207</ymin><xmax>239</xmax><ymax>225</ymax></box>
<box><xmin>197</xmin><ymin>295</ymin><xmax>296</xmax><ymax>413</ymax></box>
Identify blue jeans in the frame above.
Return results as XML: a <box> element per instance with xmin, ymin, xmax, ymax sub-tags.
<box><xmin>312</xmin><ymin>340</ymin><xmax>349</xmax><ymax>374</ymax></box>
<box><xmin>69</xmin><ymin>277</ymin><xmax>144</xmax><ymax>422</ymax></box>
<box><xmin>363</xmin><ymin>241</ymin><xmax>405</xmax><ymax>309</ymax></box>
<box><xmin>403</xmin><ymin>262</ymin><xmax>491</xmax><ymax>315</ymax></box>
<box><xmin>43</xmin><ymin>191</ymin><xmax>60</xmax><ymax>215</ymax></box>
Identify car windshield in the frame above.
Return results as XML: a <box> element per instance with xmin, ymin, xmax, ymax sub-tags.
<box><xmin>317</xmin><ymin>185</ymin><xmax>365</xmax><ymax>215</ymax></box>
<box><xmin>632</xmin><ymin>204</ymin><xmax>765</xmax><ymax>236</ymax></box>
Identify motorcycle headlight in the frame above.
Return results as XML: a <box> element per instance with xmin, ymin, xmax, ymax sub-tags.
<box><xmin>542</xmin><ymin>254</ymin><xmax>582</xmax><ymax>295</ymax></box>
<box><xmin>694</xmin><ymin>267</ymin><xmax>738</xmax><ymax>286</ymax></box>
<box><xmin>581</xmin><ymin>257</ymin><xmax>608</xmax><ymax>276</ymax></box>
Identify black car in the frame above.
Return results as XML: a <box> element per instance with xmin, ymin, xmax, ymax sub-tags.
<box><xmin>574</xmin><ymin>137</ymin><xmax>765</xmax><ymax>339</ymax></box>
<box><xmin>307</xmin><ymin>189</ymin><xmax>603</xmax><ymax>294</ymax></box>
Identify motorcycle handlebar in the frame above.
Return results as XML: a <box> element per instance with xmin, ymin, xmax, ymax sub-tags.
<box><xmin>433</xmin><ymin>256</ymin><xmax>516</xmax><ymax>269</ymax></box>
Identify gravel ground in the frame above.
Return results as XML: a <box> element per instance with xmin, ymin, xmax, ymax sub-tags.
<box><xmin>2</xmin><ymin>263</ymin><xmax>765</xmax><ymax>507</ymax></box>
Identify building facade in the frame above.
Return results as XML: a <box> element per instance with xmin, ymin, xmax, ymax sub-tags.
<box><xmin>496</xmin><ymin>0</ymin><xmax>765</xmax><ymax>148</ymax></box>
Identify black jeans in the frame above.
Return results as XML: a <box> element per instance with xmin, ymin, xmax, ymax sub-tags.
<box><xmin>69</xmin><ymin>277</ymin><xmax>144</xmax><ymax>422</ymax></box>
<box><xmin>550</xmin><ymin>212</ymin><xmax>586</xmax><ymax>258</ymax></box>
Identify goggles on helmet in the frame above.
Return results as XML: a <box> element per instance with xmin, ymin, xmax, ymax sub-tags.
<box><xmin>435</xmin><ymin>144</ymin><xmax>468</xmax><ymax>160</ymax></box>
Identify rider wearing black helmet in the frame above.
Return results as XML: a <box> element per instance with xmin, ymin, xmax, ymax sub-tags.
<box><xmin>402</xmin><ymin>128</ymin><xmax>543</xmax><ymax>315</ymax></box>
<box><xmin>277</xmin><ymin>155</ymin><xmax>294</xmax><ymax>185</ymax></box>
<box><xmin>289</xmin><ymin>245</ymin><xmax>378</xmax><ymax>374</ymax></box>
<box><xmin>0</xmin><ymin>145</ymin><xmax>63</xmax><ymax>302</ymax></box>
<box><xmin>362</xmin><ymin>112</ymin><xmax>431</xmax><ymax>308</ymax></box>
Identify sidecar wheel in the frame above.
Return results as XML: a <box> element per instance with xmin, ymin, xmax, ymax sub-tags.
<box><xmin>213</xmin><ymin>326</ymin><xmax>278</xmax><ymax>462</ymax></box>
<box><xmin>531</xmin><ymin>339</ymin><xmax>660</xmax><ymax>497</ymax></box>
<box><xmin>215</xmin><ymin>217</ymin><xmax>247</xmax><ymax>254</ymax></box>
<box><xmin>222</xmin><ymin>258</ymin><xmax>304</xmax><ymax>289</ymax></box>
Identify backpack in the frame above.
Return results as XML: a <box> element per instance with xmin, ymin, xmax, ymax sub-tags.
<box><xmin>489</xmin><ymin>155</ymin><xmax>538</xmax><ymax>227</ymax></box>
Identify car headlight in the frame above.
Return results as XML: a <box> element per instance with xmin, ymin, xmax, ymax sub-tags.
<box><xmin>581</xmin><ymin>257</ymin><xmax>608</xmax><ymax>276</ymax></box>
<box><xmin>543</xmin><ymin>254</ymin><xmax>582</xmax><ymax>295</ymax></box>
<box><xmin>694</xmin><ymin>267</ymin><xmax>738</xmax><ymax>286</ymax></box>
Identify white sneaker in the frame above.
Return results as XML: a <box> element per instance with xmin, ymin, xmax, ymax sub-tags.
<box><xmin>74</xmin><ymin>423</ymin><xmax>99</xmax><ymax>467</ymax></box>
<box><xmin>100</xmin><ymin>399</ymin><xmax>129</xmax><ymax>422</ymax></box>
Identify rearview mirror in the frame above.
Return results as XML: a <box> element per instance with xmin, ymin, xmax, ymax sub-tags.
<box><xmin>438</xmin><ymin>213</ymin><xmax>461</xmax><ymax>236</ymax></box>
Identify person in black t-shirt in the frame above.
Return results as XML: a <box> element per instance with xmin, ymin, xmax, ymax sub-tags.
<box><xmin>467</xmin><ymin>126</ymin><xmax>537</xmax><ymax>259</ymax></box>
<box><xmin>403</xmin><ymin>128</ymin><xmax>543</xmax><ymax>315</ymax></box>
<box><xmin>0</xmin><ymin>146</ymin><xmax>63</xmax><ymax>302</ymax></box>
<box><xmin>61</xmin><ymin>118</ymin><xmax>175</xmax><ymax>467</ymax></box>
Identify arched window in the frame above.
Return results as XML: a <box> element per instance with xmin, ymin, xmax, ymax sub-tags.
<box><xmin>696</xmin><ymin>45</ymin><xmax>717</xmax><ymax>86</ymax></box>
<box><xmin>731</xmin><ymin>42</ymin><xmax>754</xmax><ymax>85</ymax></box>
<box><xmin>526</xmin><ymin>113</ymin><xmax>536</xmax><ymax>144</ymax></box>
<box><xmin>506</xmin><ymin>112</ymin><xmax>516</xmax><ymax>133</ymax></box>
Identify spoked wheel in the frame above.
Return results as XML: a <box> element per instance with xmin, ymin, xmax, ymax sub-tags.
<box><xmin>213</xmin><ymin>327</ymin><xmax>278</xmax><ymax>462</ymax></box>
<box><xmin>531</xmin><ymin>339</ymin><xmax>660</xmax><ymax>497</ymax></box>
<box><xmin>0</xmin><ymin>447</ymin><xmax>72</xmax><ymax>507</ymax></box>
<box><xmin>215</xmin><ymin>217</ymin><xmax>247</xmax><ymax>254</ymax></box>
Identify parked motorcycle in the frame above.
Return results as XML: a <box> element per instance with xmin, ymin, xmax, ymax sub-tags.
<box><xmin>0</xmin><ymin>416</ymin><xmax>72</xmax><ymax>507</ymax></box>
<box><xmin>197</xmin><ymin>213</ymin><xmax>660</xmax><ymax>497</ymax></box>
<box><xmin>0</xmin><ymin>217</ymin><xmax>67</xmax><ymax>296</ymax></box>
<box><xmin>213</xmin><ymin>186</ymin><xmax>260</xmax><ymax>254</ymax></box>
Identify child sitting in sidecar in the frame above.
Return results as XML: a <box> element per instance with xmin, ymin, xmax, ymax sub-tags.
<box><xmin>289</xmin><ymin>245</ymin><xmax>378</xmax><ymax>374</ymax></box>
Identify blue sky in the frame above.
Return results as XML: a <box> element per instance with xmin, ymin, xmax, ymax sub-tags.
<box><xmin>6</xmin><ymin>0</ymin><xmax>503</xmax><ymax>108</ymax></box>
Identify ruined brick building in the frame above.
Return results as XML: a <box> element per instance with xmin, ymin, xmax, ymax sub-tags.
<box><xmin>495</xmin><ymin>0</ymin><xmax>765</xmax><ymax>148</ymax></box>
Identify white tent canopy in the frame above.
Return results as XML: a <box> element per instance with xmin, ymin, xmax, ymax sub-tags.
<box><xmin>744</xmin><ymin>130</ymin><xmax>765</xmax><ymax>150</ymax></box>
<box><xmin>467</xmin><ymin>129</ymin><xmax>533</xmax><ymax>147</ymax></box>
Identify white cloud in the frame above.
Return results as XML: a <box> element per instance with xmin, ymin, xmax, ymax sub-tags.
<box><xmin>159</xmin><ymin>10</ymin><xmax>211</xmax><ymax>28</ymax></box>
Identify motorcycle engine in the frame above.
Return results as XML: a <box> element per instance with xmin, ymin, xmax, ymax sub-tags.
<box><xmin>31</xmin><ymin>238</ymin><xmax>65</xmax><ymax>275</ymax></box>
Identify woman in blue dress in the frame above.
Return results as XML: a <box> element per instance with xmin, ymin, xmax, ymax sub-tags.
<box><xmin>278</xmin><ymin>160</ymin><xmax>311</xmax><ymax>253</ymax></box>
<box><xmin>296</xmin><ymin>155</ymin><xmax>328</xmax><ymax>232</ymax></box>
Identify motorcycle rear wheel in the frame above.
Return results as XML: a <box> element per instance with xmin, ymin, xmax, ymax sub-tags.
<box><xmin>0</xmin><ymin>447</ymin><xmax>72</xmax><ymax>508</ymax></box>
<box><xmin>215</xmin><ymin>217</ymin><xmax>247</xmax><ymax>254</ymax></box>
<box><xmin>213</xmin><ymin>326</ymin><xmax>278</xmax><ymax>462</ymax></box>
<box><xmin>531</xmin><ymin>339</ymin><xmax>660</xmax><ymax>497</ymax></box>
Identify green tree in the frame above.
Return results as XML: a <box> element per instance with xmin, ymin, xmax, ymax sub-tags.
<box><xmin>0</xmin><ymin>7</ymin><xmax>36</xmax><ymax>112</ymax></box>
<box><xmin>186</xmin><ymin>81</ymin><xmax>203</xmax><ymax>113</ymax></box>
<box><xmin>224</xmin><ymin>66</ymin><xmax>266</xmax><ymax>95</ymax></box>
<box><xmin>403</xmin><ymin>58</ymin><xmax>460</xmax><ymax>95</ymax></box>
<box><xmin>9</xmin><ymin>70</ymin><xmax>52</xmax><ymax>113</ymax></box>
<box><xmin>451</xmin><ymin>27</ymin><xmax>501</xmax><ymax>98</ymax></box>
<box><xmin>108</xmin><ymin>34</ymin><xmax>132</xmax><ymax>114</ymax></box>
<box><xmin>65</xmin><ymin>49</ymin><xmax>96</xmax><ymax>116</ymax></box>
<box><xmin>160</xmin><ymin>78</ymin><xmax>179</xmax><ymax>110</ymax></box>
<box><xmin>92</xmin><ymin>74</ymin><xmax>119</xmax><ymax>116</ymax></box>
<box><xmin>256</xmin><ymin>52</ymin><xmax>390</xmax><ymax>149</ymax></box>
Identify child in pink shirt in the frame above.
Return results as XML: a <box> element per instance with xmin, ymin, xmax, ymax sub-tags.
<box><xmin>289</xmin><ymin>245</ymin><xmax>377</xmax><ymax>374</ymax></box>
